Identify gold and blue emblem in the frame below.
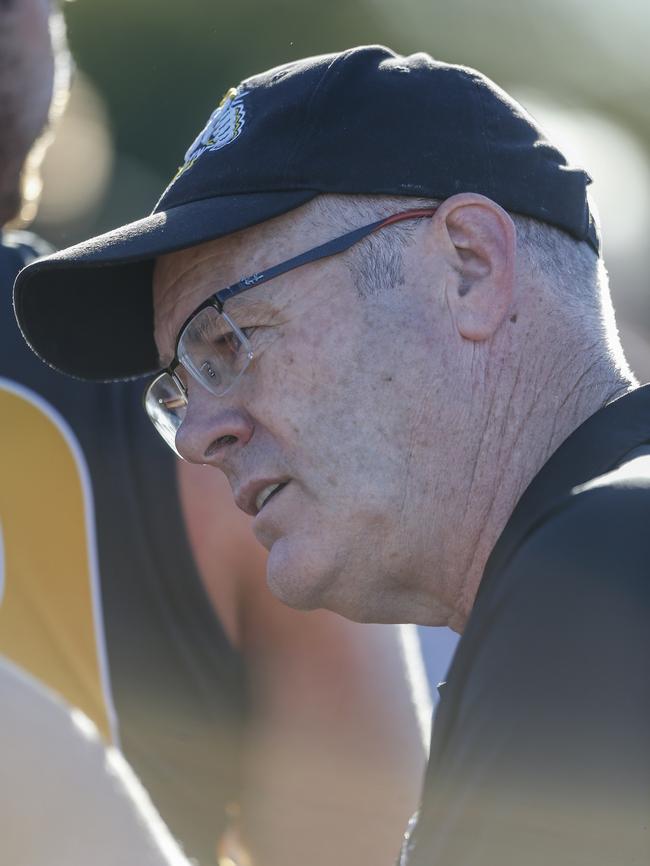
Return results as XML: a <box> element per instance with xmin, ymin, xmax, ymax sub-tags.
<box><xmin>174</xmin><ymin>87</ymin><xmax>249</xmax><ymax>180</ymax></box>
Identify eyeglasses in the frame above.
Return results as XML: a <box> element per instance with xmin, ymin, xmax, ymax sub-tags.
<box><xmin>144</xmin><ymin>207</ymin><xmax>438</xmax><ymax>454</ymax></box>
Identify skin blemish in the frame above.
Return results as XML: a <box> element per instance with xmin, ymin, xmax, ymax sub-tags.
<box><xmin>510</xmin><ymin>314</ymin><xmax>518</xmax><ymax>323</ymax></box>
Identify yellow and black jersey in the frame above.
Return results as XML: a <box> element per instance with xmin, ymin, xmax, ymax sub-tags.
<box><xmin>1</xmin><ymin>231</ymin><xmax>248</xmax><ymax>866</ymax></box>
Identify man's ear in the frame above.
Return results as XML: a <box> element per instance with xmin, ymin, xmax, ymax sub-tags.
<box><xmin>431</xmin><ymin>194</ymin><xmax>516</xmax><ymax>342</ymax></box>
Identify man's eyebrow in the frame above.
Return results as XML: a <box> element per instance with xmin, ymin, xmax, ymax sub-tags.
<box><xmin>222</xmin><ymin>294</ymin><xmax>281</xmax><ymax>318</ymax></box>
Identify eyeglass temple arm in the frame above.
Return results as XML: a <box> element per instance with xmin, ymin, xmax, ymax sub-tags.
<box><xmin>214</xmin><ymin>207</ymin><xmax>438</xmax><ymax>309</ymax></box>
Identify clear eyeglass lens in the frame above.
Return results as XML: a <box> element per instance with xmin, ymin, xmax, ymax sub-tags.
<box><xmin>177</xmin><ymin>306</ymin><xmax>252</xmax><ymax>397</ymax></box>
<box><xmin>144</xmin><ymin>372</ymin><xmax>187</xmax><ymax>455</ymax></box>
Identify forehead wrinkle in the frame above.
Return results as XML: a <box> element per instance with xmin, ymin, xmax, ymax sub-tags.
<box><xmin>156</xmin><ymin>222</ymin><xmax>286</xmax><ymax>301</ymax></box>
<box><xmin>154</xmin><ymin>232</ymin><xmax>281</xmax><ymax>321</ymax></box>
<box><xmin>158</xmin><ymin>255</ymin><xmax>287</xmax><ymax>326</ymax></box>
<box><xmin>156</xmin><ymin>234</ymin><xmax>228</xmax><ymax>281</ymax></box>
<box><xmin>156</xmin><ymin>252</ymin><xmax>221</xmax><ymax>305</ymax></box>
<box><xmin>224</xmin><ymin>296</ymin><xmax>279</xmax><ymax>320</ymax></box>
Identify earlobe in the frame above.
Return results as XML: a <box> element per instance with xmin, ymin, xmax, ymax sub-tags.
<box><xmin>436</xmin><ymin>194</ymin><xmax>516</xmax><ymax>342</ymax></box>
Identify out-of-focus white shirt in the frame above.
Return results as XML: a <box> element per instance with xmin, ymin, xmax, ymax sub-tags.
<box><xmin>0</xmin><ymin>654</ymin><xmax>191</xmax><ymax>866</ymax></box>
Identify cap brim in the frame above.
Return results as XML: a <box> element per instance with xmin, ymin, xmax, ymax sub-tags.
<box><xmin>13</xmin><ymin>189</ymin><xmax>319</xmax><ymax>381</ymax></box>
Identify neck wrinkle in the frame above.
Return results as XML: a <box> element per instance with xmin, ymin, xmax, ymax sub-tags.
<box><xmin>449</xmin><ymin>337</ymin><xmax>633</xmax><ymax>633</ymax></box>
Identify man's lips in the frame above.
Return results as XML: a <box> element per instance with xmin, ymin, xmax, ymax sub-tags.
<box><xmin>235</xmin><ymin>478</ymin><xmax>290</xmax><ymax>517</ymax></box>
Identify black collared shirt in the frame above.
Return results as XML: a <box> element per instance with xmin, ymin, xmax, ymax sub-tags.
<box><xmin>407</xmin><ymin>386</ymin><xmax>650</xmax><ymax>866</ymax></box>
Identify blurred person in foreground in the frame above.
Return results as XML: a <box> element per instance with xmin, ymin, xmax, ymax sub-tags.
<box><xmin>16</xmin><ymin>44</ymin><xmax>650</xmax><ymax>866</ymax></box>
<box><xmin>1</xmin><ymin>10</ymin><xmax>194</xmax><ymax>857</ymax></box>
<box><xmin>0</xmin><ymin>655</ymin><xmax>194</xmax><ymax>866</ymax></box>
<box><xmin>1</xmin><ymin>7</ymin><xmax>426</xmax><ymax>865</ymax></box>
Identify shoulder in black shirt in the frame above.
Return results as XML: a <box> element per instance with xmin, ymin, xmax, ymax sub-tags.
<box><xmin>408</xmin><ymin>387</ymin><xmax>650</xmax><ymax>866</ymax></box>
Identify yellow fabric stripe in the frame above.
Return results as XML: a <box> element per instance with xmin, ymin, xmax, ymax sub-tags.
<box><xmin>0</xmin><ymin>386</ymin><xmax>113</xmax><ymax>742</ymax></box>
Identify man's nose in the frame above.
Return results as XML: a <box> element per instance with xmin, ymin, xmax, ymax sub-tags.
<box><xmin>175</xmin><ymin>398</ymin><xmax>255</xmax><ymax>466</ymax></box>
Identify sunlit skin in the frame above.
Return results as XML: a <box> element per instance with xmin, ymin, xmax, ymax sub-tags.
<box><xmin>0</xmin><ymin>0</ymin><xmax>56</xmax><ymax>224</ymax></box>
<box><xmin>154</xmin><ymin>194</ymin><xmax>629</xmax><ymax>631</ymax></box>
<box><xmin>11</xmin><ymin>0</ymin><xmax>55</xmax><ymax>147</ymax></box>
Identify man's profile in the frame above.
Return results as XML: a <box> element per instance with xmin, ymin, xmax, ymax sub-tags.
<box><xmin>15</xmin><ymin>45</ymin><xmax>650</xmax><ymax>865</ymax></box>
<box><xmin>3</xmin><ymin>18</ymin><xmax>426</xmax><ymax>866</ymax></box>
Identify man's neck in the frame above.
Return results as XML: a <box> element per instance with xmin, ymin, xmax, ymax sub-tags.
<box><xmin>447</xmin><ymin>354</ymin><xmax>634</xmax><ymax>633</ymax></box>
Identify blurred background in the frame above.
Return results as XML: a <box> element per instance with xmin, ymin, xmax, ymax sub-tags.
<box><xmin>34</xmin><ymin>0</ymin><xmax>650</xmax><ymax>380</ymax></box>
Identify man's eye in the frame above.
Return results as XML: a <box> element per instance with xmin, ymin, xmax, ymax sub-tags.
<box><xmin>214</xmin><ymin>327</ymin><xmax>256</xmax><ymax>344</ymax></box>
<box><xmin>201</xmin><ymin>360</ymin><xmax>217</xmax><ymax>379</ymax></box>
<box><xmin>211</xmin><ymin>331</ymin><xmax>241</xmax><ymax>350</ymax></box>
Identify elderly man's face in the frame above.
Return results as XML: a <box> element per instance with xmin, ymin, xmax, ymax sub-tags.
<box><xmin>153</xmin><ymin>205</ymin><xmax>465</xmax><ymax>623</ymax></box>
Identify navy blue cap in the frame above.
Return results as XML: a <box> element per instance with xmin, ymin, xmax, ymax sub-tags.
<box><xmin>14</xmin><ymin>44</ymin><xmax>599</xmax><ymax>381</ymax></box>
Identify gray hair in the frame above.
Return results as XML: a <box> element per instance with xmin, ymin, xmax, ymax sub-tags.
<box><xmin>308</xmin><ymin>192</ymin><xmax>635</xmax><ymax>379</ymax></box>
<box><xmin>308</xmin><ymin>193</ymin><xmax>607</xmax><ymax>320</ymax></box>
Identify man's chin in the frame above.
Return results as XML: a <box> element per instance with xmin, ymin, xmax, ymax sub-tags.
<box><xmin>264</xmin><ymin>535</ymin><xmax>329</xmax><ymax>612</ymax></box>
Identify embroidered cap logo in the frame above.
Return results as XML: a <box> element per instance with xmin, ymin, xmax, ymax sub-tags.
<box><xmin>176</xmin><ymin>87</ymin><xmax>249</xmax><ymax>177</ymax></box>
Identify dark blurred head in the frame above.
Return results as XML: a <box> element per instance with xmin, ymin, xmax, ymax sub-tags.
<box><xmin>0</xmin><ymin>0</ymin><xmax>71</xmax><ymax>227</ymax></box>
